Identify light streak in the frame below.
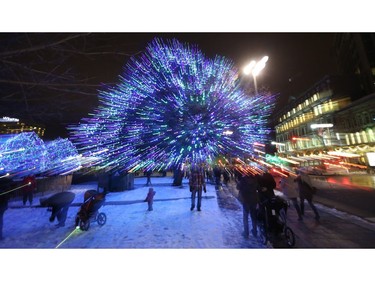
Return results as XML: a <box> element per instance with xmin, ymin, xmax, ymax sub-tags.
<box><xmin>0</xmin><ymin>182</ymin><xmax>31</xmax><ymax>196</ymax></box>
<box><xmin>69</xmin><ymin>38</ymin><xmax>277</xmax><ymax>172</ymax></box>
<box><xmin>55</xmin><ymin>226</ymin><xmax>81</xmax><ymax>249</ymax></box>
<box><xmin>292</xmin><ymin>137</ymin><xmax>310</xmax><ymax>141</ymax></box>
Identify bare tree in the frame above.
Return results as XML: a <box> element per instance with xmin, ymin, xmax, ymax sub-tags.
<box><xmin>0</xmin><ymin>33</ymin><xmax>146</xmax><ymax>138</ymax></box>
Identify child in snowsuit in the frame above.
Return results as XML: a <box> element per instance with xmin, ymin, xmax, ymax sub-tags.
<box><xmin>144</xmin><ymin>187</ymin><xmax>156</xmax><ymax>211</ymax></box>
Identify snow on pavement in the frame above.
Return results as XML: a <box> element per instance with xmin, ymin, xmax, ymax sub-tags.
<box><xmin>1</xmin><ymin>176</ymin><xmax>265</xmax><ymax>249</ymax></box>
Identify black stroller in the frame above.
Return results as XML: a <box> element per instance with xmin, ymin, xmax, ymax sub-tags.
<box><xmin>256</xmin><ymin>195</ymin><xmax>296</xmax><ymax>247</ymax></box>
<box><xmin>75</xmin><ymin>190</ymin><xmax>107</xmax><ymax>231</ymax></box>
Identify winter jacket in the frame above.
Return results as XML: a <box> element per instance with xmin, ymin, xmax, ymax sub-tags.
<box><xmin>189</xmin><ymin>166</ymin><xmax>206</xmax><ymax>192</ymax></box>
<box><xmin>280</xmin><ymin>175</ymin><xmax>299</xmax><ymax>198</ymax></box>
<box><xmin>144</xmin><ymin>188</ymin><xmax>156</xmax><ymax>203</ymax></box>
<box><xmin>236</xmin><ymin>174</ymin><xmax>260</xmax><ymax>207</ymax></box>
<box><xmin>296</xmin><ymin>175</ymin><xmax>315</xmax><ymax>201</ymax></box>
<box><xmin>257</xmin><ymin>172</ymin><xmax>276</xmax><ymax>199</ymax></box>
<box><xmin>22</xmin><ymin>176</ymin><xmax>37</xmax><ymax>193</ymax></box>
<box><xmin>0</xmin><ymin>177</ymin><xmax>14</xmax><ymax>211</ymax></box>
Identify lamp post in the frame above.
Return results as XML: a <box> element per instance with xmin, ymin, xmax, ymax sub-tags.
<box><xmin>243</xmin><ymin>56</ymin><xmax>269</xmax><ymax>94</ymax></box>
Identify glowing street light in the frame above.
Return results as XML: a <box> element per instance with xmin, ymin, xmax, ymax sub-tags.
<box><xmin>271</xmin><ymin>141</ymin><xmax>285</xmax><ymax>146</ymax></box>
<box><xmin>243</xmin><ymin>56</ymin><xmax>269</xmax><ymax>94</ymax></box>
<box><xmin>310</xmin><ymin>123</ymin><xmax>333</xmax><ymax>129</ymax></box>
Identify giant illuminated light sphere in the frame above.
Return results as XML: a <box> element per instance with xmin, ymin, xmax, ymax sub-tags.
<box><xmin>69</xmin><ymin>38</ymin><xmax>276</xmax><ymax>173</ymax></box>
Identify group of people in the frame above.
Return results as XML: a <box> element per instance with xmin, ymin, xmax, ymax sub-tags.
<box><xmin>235</xmin><ymin>169</ymin><xmax>277</xmax><ymax>238</ymax></box>
<box><xmin>235</xmin><ymin>167</ymin><xmax>320</xmax><ymax>240</ymax></box>
<box><xmin>1</xmin><ymin>174</ymin><xmax>39</xmax><ymax>240</ymax></box>
<box><xmin>0</xmin><ymin>173</ymin><xmax>76</xmax><ymax>240</ymax></box>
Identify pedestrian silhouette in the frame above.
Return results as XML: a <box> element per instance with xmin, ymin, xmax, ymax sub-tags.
<box><xmin>22</xmin><ymin>174</ymin><xmax>37</xmax><ymax>206</ymax></box>
<box><xmin>189</xmin><ymin>163</ymin><xmax>206</xmax><ymax>211</ymax></box>
<box><xmin>296</xmin><ymin>171</ymin><xmax>320</xmax><ymax>221</ymax></box>
<box><xmin>280</xmin><ymin>172</ymin><xmax>303</xmax><ymax>221</ymax></box>
<box><xmin>144</xmin><ymin>187</ymin><xmax>156</xmax><ymax>211</ymax></box>
<box><xmin>236</xmin><ymin>172</ymin><xmax>260</xmax><ymax>238</ymax></box>
<box><xmin>146</xmin><ymin>170</ymin><xmax>152</xmax><ymax>186</ymax></box>
<box><xmin>0</xmin><ymin>175</ymin><xmax>14</xmax><ymax>240</ymax></box>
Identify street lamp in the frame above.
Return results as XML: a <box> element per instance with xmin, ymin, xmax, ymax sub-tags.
<box><xmin>243</xmin><ymin>56</ymin><xmax>269</xmax><ymax>94</ymax></box>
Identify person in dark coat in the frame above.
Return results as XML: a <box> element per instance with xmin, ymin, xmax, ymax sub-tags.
<box><xmin>257</xmin><ymin>169</ymin><xmax>276</xmax><ymax>202</ymax></box>
<box><xmin>144</xmin><ymin>187</ymin><xmax>156</xmax><ymax>211</ymax></box>
<box><xmin>222</xmin><ymin>168</ymin><xmax>230</xmax><ymax>187</ymax></box>
<box><xmin>145</xmin><ymin>170</ymin><xmax>152</xmax><ymax>186</ymax></box>
<box><xmin>40</xmin><ymin>191</ymin><xmax>75</xmax><ymax>227</ymax></box>
<box><xmin>189</xmin><ymin>163</ymin><xmax>206</xmax><ymax>211</ymax></box>
<box><xmin>0</xmin><ymin>175</ymin><xmax>14</xmax><ymax>240</ymax></box>
<box><xmin>22</xmin><ymin>174</ymin><xmax>37</xmax><ymax>206</ymax></box>
<box><xmin>236</xmin><ymin>172</ymin><xmax>260</xmax><ymax>238</ymax></box>
<box><xmin>213</xmin><ymin>165</ymin><xmax>222</xmax><ymax>190</ymax></box>
<box><xmin>280</xmin><ymin>172</ymin><xmax>303</xmax><ymax>221</ymax></box>
<box><xmin>296</xmin><ymin>171</ymin><xmax>320</xmax><ymax>221</ymax></box>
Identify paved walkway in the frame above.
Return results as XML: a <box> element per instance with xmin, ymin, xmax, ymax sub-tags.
<box><xmin>224</xmin><ymin>181</ymin><xmax>375</xmax><ymax>248</ymax></box>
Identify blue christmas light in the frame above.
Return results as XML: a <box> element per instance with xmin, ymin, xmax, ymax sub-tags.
<box><xmin>0</xmin><ymin>132</ymin><xmax>47</xmax><ymax>178</ymax></box>
<box><xmin>43</xmin><ymin>138</ymin><xmax>81</xmax><ymax>176</ymax></box>
<box><xmin>68</xmin><ymin>38</ymin><xmax>276</xmax><ymax>173</ymax></box>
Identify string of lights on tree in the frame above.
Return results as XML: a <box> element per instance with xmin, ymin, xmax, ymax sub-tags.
<box><xmin>68</xmin><ymin>38</ymin><xmax>276</xmax><ymax>173</ymax></box>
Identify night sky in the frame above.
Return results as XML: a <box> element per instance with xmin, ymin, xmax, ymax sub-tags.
<box><xmin>0</xmin><ymin>32</ymin><xmax>339</xmax><ymax>139</ymax></box>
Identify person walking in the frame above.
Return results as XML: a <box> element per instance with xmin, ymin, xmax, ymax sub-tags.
<box><xmin>22</xmin><ymin>174</ymin><xmax>37</xmax><ymax>206</ymax></box>
<box><xmin>296</xmin><ymin>170</ymin><xmax>320</xmax><ymax>221</ymax></box>
<box><xmin>145</xmin><ymin>170</ymin><xmax>152</xmax><ymax>186</ymax></box>
<box><xmin>213</xmin><ymin>165</ymin><xmax>222</xmax><ymax>190</ymax></box>
<box><xmin>144</xmin><ymin>187</ymin><xmax>156</xmax><ymax>211</ymax></box>
<box><xmin>236</xmin><ymin>172</ymin><xmax>260</xmax><ymax>238</ymax></box>
<box><xmin>0</xmin><ymin>175</ymin><xmax>14</xmax><ymax>240</ymax></box>
<box><xmin>189</xmin><ymin>163</ymin><xmax>206</xmax><ymax>211</ymax></box>
<box><xmin>222</xmin><ymin>168</ymin><xmax>230</xmax><ymax>187</ymax></box>
<box><xmin>280</xmin><ymin>172</ymin><xmax>303</xmax><ymax>221</ymax></box>
<box><xmin>257</xmin><ymin>168</ymin><xmax>276</xmax><ymax>202</ymax></box>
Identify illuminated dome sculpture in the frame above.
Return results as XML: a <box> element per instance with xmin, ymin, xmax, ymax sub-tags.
<box><xmin>0</xmin><ymin>132</ymin><xmax>47</xmax><ymax>177</ymax></box>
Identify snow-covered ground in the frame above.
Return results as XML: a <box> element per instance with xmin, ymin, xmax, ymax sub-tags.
<box><xmin>1</xmin><ymin>176</ymin><xmax>371</xmax><ymax>281</ymax></box>
<box><xmin>1</xmin><ymin>176</ymin><xmax>265</xmax><ymax>249</ymax></box>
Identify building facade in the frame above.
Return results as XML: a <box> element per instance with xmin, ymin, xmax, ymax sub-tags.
<box><xmin>274</xmin><ymin>75</ymin><xmax>355</xmax><ymax>155</ymax></box>
<box><xmin>333</xmin><ymin>93</ymin><xmax>375</xmax><ymax>168</ymax></box>
<box><xmin>0</xmin><ymin>116</ymin><xmax>45</xmax><ymax>138</ymax></box>
<box><xmin>273</xmin><ymin>75</ymin><xmax>375</xmax><ymax>171</ymax></box>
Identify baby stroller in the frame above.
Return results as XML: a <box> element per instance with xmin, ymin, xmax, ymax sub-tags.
<box><xmin>75</xmin><ymin>190</ymin><xmax>107</xmax><ymax>231</ymax></box>
<box><xmin>256</xmin><ymin>195</ymin><xmax>295</xmax><ymax>247</ymax></box>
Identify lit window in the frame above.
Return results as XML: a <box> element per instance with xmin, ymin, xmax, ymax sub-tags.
<box><xmin>356</xmin><ymin>132</ymin><xmax>361</xmax><ymax>143</ymax></box>
<box><xmin>314</xmin><ymin>107</ymin><xmax>318</xmax><ymax>116</ymax></box>
<box><xmin>368</xmin><ymin>128</ymin><xmax>375</xmax><ymax>142</ymax></box>
<box><xmin>345</xmin><ymin>134</ymin><xmax>350</xmax><ymax>145</ymax></box>
<box><xmin>362</xmin><ymin>131</ymin><xmax>368</xmax><ymax>143</ymax></box>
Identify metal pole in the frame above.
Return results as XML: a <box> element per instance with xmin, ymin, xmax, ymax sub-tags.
<box><xmin>253</xmin><ymin>75</ymin><xmax>258</xmax><ymax>95</ymax></box>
